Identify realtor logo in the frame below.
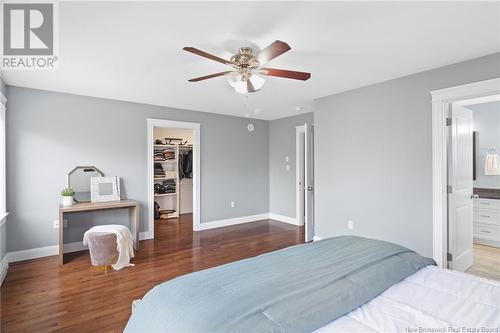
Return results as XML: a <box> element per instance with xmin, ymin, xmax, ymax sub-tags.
<box><xmin>2</xmin><ymin>2</ymin><xmax>58</xmax><ymax>69</ymax></box>
<box><xmin>4</xmin><ymin>3</ymin><xmax>53</xmax><ymax>55</ymax></box>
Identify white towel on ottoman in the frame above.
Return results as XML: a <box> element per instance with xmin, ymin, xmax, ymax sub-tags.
<box><xmin>83</xmin><ymin>224</ymin><xmax>135</xmax><ymax>270</ymax></box>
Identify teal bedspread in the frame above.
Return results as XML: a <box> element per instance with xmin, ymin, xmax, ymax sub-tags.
<box><xmin>124</xmin><ymin>236</ymin><xmax>435</xmax><ymax>333</ymax></box>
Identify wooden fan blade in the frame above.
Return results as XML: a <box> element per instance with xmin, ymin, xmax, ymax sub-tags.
<box><xmin>188</xmin><ymin>71</ymin><xmax>233</xmax><ymax>82</ymax></box>
<box><xmin>259</xmin><ymin>68</ymin><xmax>311</xmax><ymax>81</ymax></box>
<box><xmin>247</xmin><ymin>80</ymin><xmax>257</xmax><ymax>93</ymax></box>
<box><xmin>183</xmin><ymin>47</ymin><xmax>231</xmax><ymax>65</ymax></box>
<box><xmin>252</xmin><ymin>40</ymin><xmax>291</xmax><ymax>65</ymax></box>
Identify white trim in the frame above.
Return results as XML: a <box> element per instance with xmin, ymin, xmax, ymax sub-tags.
<box><xmin>6</xmin><ymin>238</ymin><xmax>140</xmax><ymax>263</ymax></box>
<box><xmin>313</xmin><ymin>236</ymin><xmax>323</xmax><ymax>241</ymax></box>
<box><xmin>269</xmin><ymin>213</ymin><xmax>300</xmax><ymax>226</ymax></box>
<box><xmin>6</xmin><ymin>245</ymin><xmax>58</xmax><ymax>263</ymax></box>
<box><xmin>455</xmin><ymin>94</ymin><xmax>500</xmax><ymax>106</ymax></box>
<box><xmin>431</xmin><ymin>77</ymin><xmax>500</xmax><ymax>268</ymax></box>
<box><xmin>0</xmin><ymin>212</ymin><xmax>8</xmax><ymax>227</ymax></box>
<box><xmin>4</xmin><ymin>212</ymin><xmax>305</xmax><ymax>262</ymax></box>
<box><xmin>147</xmin><ymin>119</ymin><xmax>201</xmax><ymax>236</ymax></box>
<box><xmin>474</xmin><ymin>238</ymin><xmax>500</xmax><ymax>248</ymax></box>
<box><xmin>296</xmin><ymin>125</ymin><xmax>306</xmax><ymax>227</ymax></box>
<box><xmin>63</xmin><ymin>241</ymin><xmax>86</xmax><ymax>253</ymax></box>
<box><xmin>0</xmin><ymin>91</ymin><xmax>6</xmax><ymax>106</ymax></box>
<box><xmin>139</xmin><ymin>231</ymin><xmax>152</xmax><ymax>240</ymax></box>
<box><xmin>431</xmin><ymin>78</ymin><xmax>500</xmax><ymax>102</ymax></box>
<box><xmin>197</xmin><ymin>213</ymin><xmax>269</xmax><ymax>231</ymax></box>
<box><xmin>0</xmin><ymin>255</ymin><xmax>8</xmax><ymax>285</ymax></box>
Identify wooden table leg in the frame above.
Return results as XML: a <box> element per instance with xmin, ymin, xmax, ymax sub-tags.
<box><xmin>130</xmin><ymin>205</ymin><xmax>139</xmax><ymax>250</ymax></box>
<box><xmin>59</xmin><ymin>211</ymin><xmax>64</xmax><ymax>265</ymax></box>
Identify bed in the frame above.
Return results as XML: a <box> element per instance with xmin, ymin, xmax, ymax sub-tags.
<box><xmin>124</xmin><ymin>236</ymin><xmax>500</xmax><ymax>333</ymax></box>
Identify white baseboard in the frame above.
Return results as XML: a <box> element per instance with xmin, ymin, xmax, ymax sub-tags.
<box><xmin>6</xmin><ymin>244</ymin><xmax>58</xmax><ymax>263</ymax></box>
<box><xmin>139</xmin><ymin>231</ymin><xmax>152</xmax><ymax>240</ymax></box>
<box><xmin>64</xmin><ymin>241</ymin><xmax>87</xmax><ymax>253</ymax></box>
<box><xmin>474</xmin><ymin>237</ymin><xmax>500</xmax><ymax>248</ymax></box>
<box><xmin>198</xmin><ymin>213</ymin><xmax>269</xmax><ymax>231</ymax></box>
<box><xmin>313</xmin><ymin>236</ymin><xmax>323</xmax><ymax>241</ymax></box>
<box><xmin>6</xmin><ymin>242</ymin><xmax>87</xmax><ymax>263</ymax></box>
<box><xmin>5</xmin><ymin>213</ymin><xmax>305</xmax><ymax>263</ymax></box>
<box><xmin>6</xmin><ymin>236</ymin><xmax>154</xmax><ymax>263</ymax></box>
<box><xmin>268</xmin><ymin>213</ymin><xmax>301</xmax><ymax>226</ymax></box>
<box><xmin>0</xmin><ymin>255</ymin><xmax>8</xmax><ymax>285</ymax></box>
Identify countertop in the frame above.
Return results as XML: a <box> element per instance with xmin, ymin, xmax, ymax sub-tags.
<box><xmin>474</xmin><ymin>188</ymin><xmax>500</xmax><ymax>200</ymax></box>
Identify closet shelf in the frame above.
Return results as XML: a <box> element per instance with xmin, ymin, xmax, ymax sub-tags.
<box><xmin>154</xmin><ymin>144</ymin><xmax>193</xmax><ymax>148</ymax></box>
<box><xmin>154</xmin><ymin>160</ymin><xmax>177</xmax><ymax>163</ymax></box>
<box><xmin>154</xmin><ymin>193</ymin><xmax>176</xmax><ymax>197</ymax></box>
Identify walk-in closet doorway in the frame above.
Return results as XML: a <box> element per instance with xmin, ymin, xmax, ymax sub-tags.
<box><xmin>146</xmin><ymin>119</ymin><xmax>201</xmax><ymax>239</ymax></box>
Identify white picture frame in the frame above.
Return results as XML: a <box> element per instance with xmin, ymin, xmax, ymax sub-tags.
<box><xmin>90</xmin><ymin>176</ymin><xmax>121</xmax><ymax>202</ymax></box>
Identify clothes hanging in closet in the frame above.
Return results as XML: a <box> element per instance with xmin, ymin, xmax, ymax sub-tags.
<box><xmin>179</xmin><ymin>148</ymin><xmax>193</xmax><ymax>180</ymax></box>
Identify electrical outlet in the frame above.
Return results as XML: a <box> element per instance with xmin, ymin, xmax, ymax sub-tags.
<box><xmin>231</xmin><ymin>201</ymin><xmax>235</xmax><ymax>208</ymax></box>
<box><xmin>286</xmin><ymin>164</ymin><xmax>290</xmax><ymax>172</ymax></box>
<box><xmin>347</xmin><ymin>220</ymin><xmax>354</xmax><ymax>231</ymax></box>
<box><xmin>285</xmin><ymin>156</ymin><xmax>289</xmax><ymax>162</ymax></box>
<box><xmin>53</xmin><ymin>220</ymin><xmax>59</xmax><ymax>229</ymax></box>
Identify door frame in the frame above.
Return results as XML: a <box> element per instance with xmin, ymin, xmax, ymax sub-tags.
<box><xmin>431</xmin><ymin>77</ymin><xmax>500</xmax><ymax>267</ymax></box>
<box><xmin>295</xmin><ymin>125</ymin><xmax>305</xmax><ymax>227</ymax></box>
<box><xmin>146</xmin><ymin>118</ymin><xmax>201</xmax><ymax>240</ymax></box>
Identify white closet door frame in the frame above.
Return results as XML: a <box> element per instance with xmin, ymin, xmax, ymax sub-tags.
<box><xmin>146</xmin><ymin>119</ymin><xmax>201</xmax><ymax>239</ymax></box>
<box><xmin>431</xmin><ymin>77</ymin><xmax>500</xmax><ymax>267</ymax></box>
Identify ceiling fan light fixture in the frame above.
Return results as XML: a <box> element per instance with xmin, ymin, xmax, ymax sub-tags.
<box><xmin>249</xmin><ymin>74</ymin><xmax>265</xmax><ymax>91</ymax></box>
<box><xmin>234</xmin><ymin>81</ymin><xmax>248</xmax><ymax>94</ymax></box>
<box><xmin>184</xmin><ymin>40</ymin><xmax>310</xmax><ymax>94</ymax></box>
<box><xmin>226</xmin><ymin>72</ymin><xmax>241</xmax><ymax>88</ymax></box>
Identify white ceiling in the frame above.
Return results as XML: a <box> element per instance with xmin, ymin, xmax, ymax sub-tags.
<box><xmin>2</xmin><ymin>1</ymin><xmax>500</xmax><ymax>120</ymax></box>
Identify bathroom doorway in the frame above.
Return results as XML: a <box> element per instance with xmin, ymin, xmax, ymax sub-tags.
<box><xmin>447</xmin><ymin>95</ymin><xmax>500</xmax><ymax>280</ymax></box>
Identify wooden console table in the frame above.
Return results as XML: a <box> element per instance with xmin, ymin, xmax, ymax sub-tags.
<box><xmin>58</xmin><ymin>199</ymin><xmax>139</xmax><ymax>265</ymax></box>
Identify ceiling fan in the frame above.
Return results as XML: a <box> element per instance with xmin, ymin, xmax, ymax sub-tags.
<box><xmin>183</xmin><ymin>40</ymin><xmax>311</xmax><ymax>94</ymax></box>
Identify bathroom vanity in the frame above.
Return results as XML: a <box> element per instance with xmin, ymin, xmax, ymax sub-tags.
<box><xmin>473</xmin><ymin>188</ymin><xmax>500</xmax><ymax>248</ymax></box>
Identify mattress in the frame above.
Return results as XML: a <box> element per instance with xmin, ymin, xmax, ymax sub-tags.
<box><xmin>315</xmin><ymin>266</ymin><xmax>500</xmax><ymax>333</ymax></box>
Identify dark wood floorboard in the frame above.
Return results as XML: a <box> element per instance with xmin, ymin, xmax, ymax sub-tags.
<box><xmin>1</xmin><ymin>215</ymin><xmax>304</xmax><ymax>332</ymax></box>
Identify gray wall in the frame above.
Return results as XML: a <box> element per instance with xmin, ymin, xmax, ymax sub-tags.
<box><xmin>269</xmin><ymin>113</ymin><xmax>313</xmax><ymax>218</ymax></box>
<box><xmin>1</xmin><ymin>77</ymin><xmax>5</xmax><ymax>262</ymax></box>
<box><xmin>314</xmin><ymin>53</ymin><xmax>500</xmax><ymax>257</ymax></box>
<box><xmin>6</xmin><ymin>86</ymin><xmax>269</xmax><ymax>252</ymax></box>
<box><xmin>468</xmin><ymin>101</ymin><xmax>500</xmax><ymax>189</ymax></box>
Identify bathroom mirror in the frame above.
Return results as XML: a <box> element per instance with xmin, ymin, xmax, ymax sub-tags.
<box><xmin>67</xmin><ymin>166</ymin><xmax>104</xmax><ymax>202</ymax></box>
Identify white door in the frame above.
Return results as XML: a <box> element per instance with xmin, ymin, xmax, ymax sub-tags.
<box><xmin>304</xmin><ymin>123</ymin><xmax>314</xmax><ymax>242</ymax></box>
<box><xmin>448</xmin><ymin>104</ymin><xmax>474</xmax><ymax>272</ymax></box>
<box><xmin>296</xmin><ymin>127</ymin><xmax>305</xmax><ymax>226</ymax></box>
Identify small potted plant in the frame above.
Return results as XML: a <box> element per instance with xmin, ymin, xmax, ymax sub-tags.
<box><xmin>61</xmin><ymin>187</ymin><xmax>75</xmax><ymax>207</ymax></box>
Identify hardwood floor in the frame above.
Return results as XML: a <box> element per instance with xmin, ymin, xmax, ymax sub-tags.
<box><xmin>466</xmin><ymin>243</ymin><xmax>500</xmax><ymax>281</ymax></box>
<box><xmin>1</xmin><ymin>215</ymin><xmax>304</xmax><ymax>332</ymax></box>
